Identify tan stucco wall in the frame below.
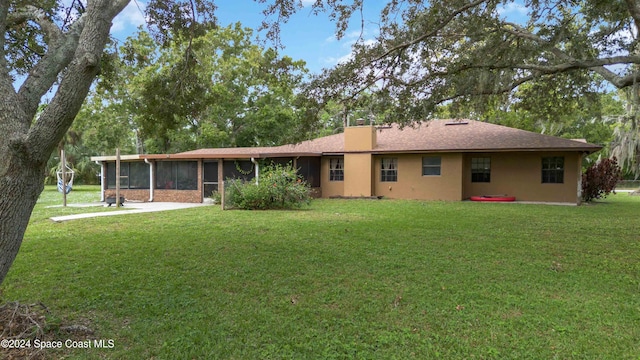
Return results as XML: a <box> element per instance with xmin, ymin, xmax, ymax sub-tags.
<box><xmin>373</xmin><ymin>153</ymin><xmax>464</xmax><ymax>200</ymax></box>
<box><xmin>320</xmin><ymin>157</ymin><xmax>344</xmax><ymax>197</ymax></box>
<box><xmin>344</xmin><ymin>126</ymin><xmax>376</xmax><ymax>151</ymax></box>
<box><xmin>462</xmin><ymin>152</ymin><xmax>582</xmax><ymax>203</ymax></box>
<box><xmin>344</xmin><ymin>153</ymin><xmax>374</xmax><ymax>196</ymax></box>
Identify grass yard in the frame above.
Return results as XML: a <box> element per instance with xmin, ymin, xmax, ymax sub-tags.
<box><xmin>1</xmin><ymin>186</ymin><xmax>639</xmax><ymax>359</ymax></box>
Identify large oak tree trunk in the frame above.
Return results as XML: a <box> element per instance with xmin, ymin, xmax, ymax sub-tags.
<box><xmin>0</xmin><ymin>0</ymin><xmax>129</xmax><ymax>286</ymax></box>
<box><xmin>0</xmin><ymin>157</ymin><xmax>46</xmax><ymax>285</ymax></box>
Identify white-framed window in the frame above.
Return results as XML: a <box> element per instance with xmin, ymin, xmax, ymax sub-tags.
<box><xmin>329</xmin><ymin>158</ymin><xmax>344</xmax><ymax>181</ymax></box>
<box><xmin>471</xmin><ymin>157</ymin><xmax>491</xmax><ymax>182</ymax></box>
<box><xmin>422</xmin><ymin>156</ymin><xmax>441</xmax><ymax>176</ymax></box>
<box><xmin>381</xmin><ymin>158</ymin><xmax>398</xmax><ymax>182</ymax></box>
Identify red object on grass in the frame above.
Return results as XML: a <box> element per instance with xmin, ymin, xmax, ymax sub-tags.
<box><xmin>470</xmin><ymin>195</ymin><xmax>516</xmax><ymax>202</ymax></box>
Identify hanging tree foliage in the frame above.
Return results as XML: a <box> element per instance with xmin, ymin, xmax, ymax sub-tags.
<box><xmin>274</xmin><ymin>1</ymin><xmax>639</xmax><ymax>116</ymax></box>
<box><xmin>264</xmin><ymin>0</ymin><xmax>640</xmax><ymax>174</ymax></box>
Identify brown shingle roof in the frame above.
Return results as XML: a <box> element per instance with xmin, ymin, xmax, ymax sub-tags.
<box><xmin>84</xmin><ymin>119</ymin><xmax>601</xmax><ymax>162</ymax></box>
<box><xmin>370</xmin><ymin>120</ymin><xmax>602</xmax><ymax>153</ymax></box>
<box><xmin>155</xmin><ymin>119</ymin><xmax>600</xmax><ymax>159</ymax></box>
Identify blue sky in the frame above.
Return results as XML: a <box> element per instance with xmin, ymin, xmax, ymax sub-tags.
<box><xmin>110</xmin><ymin>1</ymin><xmax>391</xmax><ymax>75</ymax></box>
<box><xmin>110</xmin><ymin>1</ymin><xmax>530</xmax><ymax>75</ymax></box>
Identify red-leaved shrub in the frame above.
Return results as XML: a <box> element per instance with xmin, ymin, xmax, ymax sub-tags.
<box><xmin>581</xmin><ymin>157</ymin><xmax>623</xmax><ymax>202</ymax></box>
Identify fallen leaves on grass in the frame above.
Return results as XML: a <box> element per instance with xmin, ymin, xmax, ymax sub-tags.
<box><xmin>0</xmin><ymin>301</ymin><xmax>48</xmax><ymax>359</ymax></box>
<box><xmin>0</xmin><ymin>301</ymin><xmax>95</xmax><ymax>360</ymax></box>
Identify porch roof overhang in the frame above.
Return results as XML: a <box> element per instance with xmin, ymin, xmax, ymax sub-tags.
<box><xmin>90</xmin><ymin>154</ymin><xmax>143</xmax><ymax>162</ymax></box>
<box><xmin>91</xmin><ymin>152</ymin><xmax>323</xmax><ymax>162</ymax></box>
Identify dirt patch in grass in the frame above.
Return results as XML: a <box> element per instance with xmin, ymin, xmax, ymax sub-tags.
<box><xmin>0</xmin><ymin>301</ymin><xmax>94</xmax><ymax>359</ymax></box>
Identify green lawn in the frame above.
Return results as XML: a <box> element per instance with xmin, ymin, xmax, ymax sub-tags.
<box><xmin>2</xmin><ymin>186</ymin><xmax>640</xmax><ymax>359</ymax></box>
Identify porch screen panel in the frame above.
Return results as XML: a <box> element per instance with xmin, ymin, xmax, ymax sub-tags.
<box><xmin>267</xmin><ymin>158</ymin><xmax>293</xmax><ymax>167</ymax></box>
<box><xmin>106</xmin><ymin>162</ymin><xmax>149</xmax><ymax>189</ymax></box>
<box><xmin>106</xmin><ymin>162</ymin><xmax>116</xmax><ymax>189</ymax></box>
<box><xmin>177</xmin><ymin>161</ymin><xmax>198</xmax><ymax>190</ymax></box>
<box><xmin>223</xmin><ymin>160</ymin><xmax>254</xmax><ymax>181</ymax></box>
<box><xmin>203</xmin><ymin>161</ymin><xmax>218</xmax><ymax>183</ymax></box>
<box><xmin>203</xmin><ymin>161</ymin><xmax>219</xmax><ymax>198</ymax></box>
<box><xmin>297</xmin><ymin>157</ymin><xmax>321</xmax><ymax>187</ymax></box>
<box><xmin>156</xmin><ymin>161</ymin><xmax>198</xmax><ymax>190</ymax></box>
<box><xmin>156</xmin><ymin>162</ymin><xmax>177</xmax><ymax>189</ymax></box>
<box><xmin>129</xmin><ymin>162</ymin><xmax>150</xmax><ymax>189</ymax></box>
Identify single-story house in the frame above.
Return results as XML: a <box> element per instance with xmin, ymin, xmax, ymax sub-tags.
<box><xmin>91</xmin><ymin>119</ymin><xmax>602</xmax><ymax>205</ymax></box>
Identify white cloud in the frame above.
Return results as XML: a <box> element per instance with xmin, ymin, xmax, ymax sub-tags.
<box><xmin>111</xmin><ymin>1</ymin><xmax>147</xmax><ymax>34</ymax></box>
<box><xmin>324</xmin><ymin>35</ymin><xmax>337</xmax><ymax>44</ymax></box>
<box><xmin>496</xmin><ymin>2</ymin><xmax>527</xmax><ymax>19</ymax></box>
<box><xmin>322</xmin><ymin>38</ymin><xmax>376</xmax><ymax>67</ymax></box>
<box><xmin>300</xmin><ymin>0</ymin><xmax>315</xmax><ymax>7</ymax></box>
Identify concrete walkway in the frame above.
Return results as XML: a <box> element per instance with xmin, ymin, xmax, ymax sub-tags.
<box><xmin>50</xmin><ymin>202</ymin><xmax>212</xmax><ymax>222</ymax></box>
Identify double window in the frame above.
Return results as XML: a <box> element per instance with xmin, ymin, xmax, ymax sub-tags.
<box><xmin>329</xmin><ymin>158</ymin><xmax>344</xmax><ymax>181</ymax></box>
<box><xmin>381</xmin><ymin>158</ymin><xmax>398</xmax><ymax>182</ymax></box>
<box><xmin>422</xmin><ymin>156</ymin><xmax>441</xmax><ymax>176</ymax></box>
<box><xmin>471</xmin><ymin>157</ymin><xmax>491</xmax><ymax>182</ymax></box>
<box><xmin>542</xmin><ymin>157</ymin><xmax>564</xmax><ymax>183</ymax></box>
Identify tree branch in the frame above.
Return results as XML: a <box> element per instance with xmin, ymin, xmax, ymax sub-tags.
<box><xmin>623</xmin><ymin>0</ymin><xmax>640</xmax><ymax>36</ymax></box>
<box><xmin>502</xmin><ymin>22</ymin><xmax>637</xmax><ymax>89</ymax></box>
<box><xmin>436</xmin><ymin>74</ymin><xmax>537</xmax><ymax>106</ymax></box>
<box><xmin>25</xmin><ymin>0</ymin><xmax>130</xmax><ymax>163</ymax></box>
<box><xmin>6</xmin><ymin>5</ymin><xmax>63</xmax><ymax>44</ymax></box>
<box><xmin>17</xmin><ymin>13</ymin><xmax>86</xmax><ymax>123</ymax></box>
<box><xmin>373</xmin><ymin>0</ymin><xmax>490</xmax><ymax>63</ymax></box>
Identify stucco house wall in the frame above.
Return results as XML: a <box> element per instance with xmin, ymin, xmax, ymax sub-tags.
<box><xmin>320</xmin><ymin>157</ymin><xmax>345</xmax><ymax>197</ymax></box>
<box><xmin>462</xmin><ymin>152</ymin><xmax>582</xmax><ymax>203</ymax></box>
<box><xmin>373</xmin><ymin>153</ymin><xmax>464</xmax><ymax>200</ymax></box>
<box><xmin>344</xmin><ymin>153</ymin><xmax>374</xmax><ymax>197</ymax></box>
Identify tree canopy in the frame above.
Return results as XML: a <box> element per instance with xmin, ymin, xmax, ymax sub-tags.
<box><xmin>83</xmin><ymin>24</ymin><xmax>309</xmax><ymax>154</ymax></box>
<box><xmin>265</xmin><ymin>0</ymin><xmax>639</xmax><ymax>122</ymax></box>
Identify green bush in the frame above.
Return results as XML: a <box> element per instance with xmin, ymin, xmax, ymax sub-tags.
<box><xmin>224</xmin><ymin>164</ymin><xmax>311</xmax><ymax>210</ymax></box>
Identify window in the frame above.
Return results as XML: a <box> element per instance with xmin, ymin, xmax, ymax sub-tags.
<box><xmin>381</xmin><ymin>158</ymin><xmax>398</xmax><ymax>182</ymax></box>
<box><xmin>329</xmin><ymin>158</ymin><xmax>344</xmax><ymax>181</ymax></box>
<box><xmin>156</xmin><ymin>161</ymin><xmax>198</xmax><ymax>190</ymax></box>
<box><xmin>106</xmin><ymin>162</ymin><xmax>150</xmax><ymax>189</ymax></box>
<box><xmin>542</xmin><ymin>157</ymin><xmax>564</xmax><ymax>183</ymax></box>
<box><xmin>422</xmin><ymin>156</ymin><xmax>441</xmax><ymax>176</ymax></box>
<box><xmin>471</xmin><ymin>157</ymin><xmax>491</xmax><ymax>182</ymax></box>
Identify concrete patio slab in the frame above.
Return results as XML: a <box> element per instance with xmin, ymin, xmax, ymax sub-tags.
<box><xmin>50</xmin><ymin>202</ymin><xmax>211</xmax><ymax>222</ymax></box>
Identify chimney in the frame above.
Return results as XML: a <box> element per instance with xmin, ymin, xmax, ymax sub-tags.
<box><xmin>344</xmin><ymin>124</ymin><xmax>376</xmax><ymax>151</ymax></box>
